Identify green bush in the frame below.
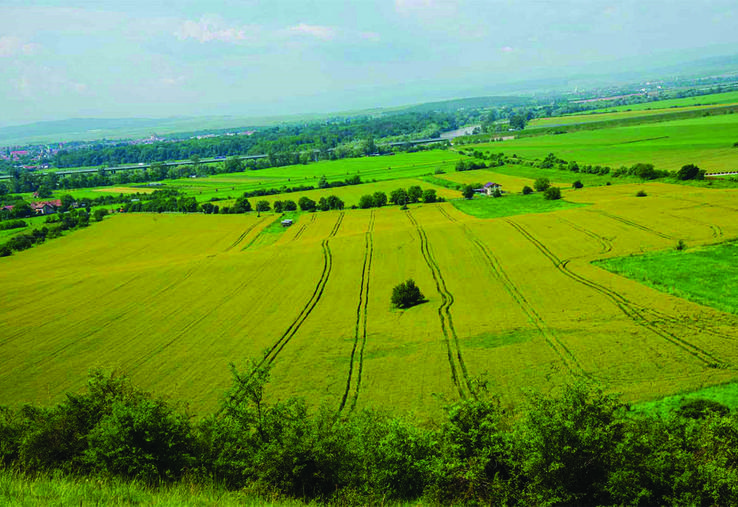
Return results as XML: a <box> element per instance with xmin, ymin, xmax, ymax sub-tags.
<box><xmin>543</xmin><ymin>187</ymin><xmax>561</xmax><ymax>200</ymax></box>
<box><xmin>391</xmin><ymin>279</ymin><xmax>425</xmax><ymax>309</ymax></box>
<box><xmin>533</xmin><ymin>178</ymin><xmax>550</xmax><ymax>192</ymax></box>
<box><xmin>522</xmin><ymin>185</ymin><xmax>533</xmax><ymax>195</ymax></box>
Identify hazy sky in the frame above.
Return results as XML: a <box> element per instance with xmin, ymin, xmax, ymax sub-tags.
<box><xmin>2</xmin><ymin>0</ymin><xmax>737</xmax><ymax>125</ymax></box>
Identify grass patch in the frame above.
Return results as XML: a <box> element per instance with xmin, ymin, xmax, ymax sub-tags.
<box><xmin>261</xmin><ymin>211</ymin><xmax>302</xmax><ymax>234</ymax></box>
<box><xmin>451</xmin><ymin>192</ymin><xmax>585</xmax><ymax>219</ymax></box>
<box><xmin>596</xmin><ymin>240</ymin><xmax>738</xmax><ymax>315</ymax></box>
<box><xmin>633</xmin><ymin>381</ymin><xmax>738</xmax><ymax>418</ymax></box>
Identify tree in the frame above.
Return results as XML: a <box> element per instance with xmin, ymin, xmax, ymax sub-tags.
<box><xmin>93</xmin><ymin>208</ymin><xmax>109</xmax><ymax>222</ymax></box>
<box><xmin>407</xmin><ymin>186</ymin><xmax>423</xmax><ymax>204</ymax></box>
<box><xmin>677</xmin><ymin>164</ymin><xmax>704</xmax><ymax>180</ymax></box>
<box><xmin>534</xmin><ymin>178</ymin><xmax>550</xmax><ymax>192</ymax></box>
<box><xmin>36</xmin><ymin>185</ymin><xmax>53</xmax><ymax>198</ymax></box>
<box><xmin>224</xmin><ymin>157</ymin><xmax>243</xmax><ymax>173</ymax></box>
<box><xmin>358</xmin><ymin>194</ymin><xmax>375</xmax><ymax>209</ymax></box>
<box><xmin>318</xmin><ymin>175</ymin><xmax>329</xmax><ymax>188</ymax></box>
<box><xmin>255</xmin><ymin>200</ymin><xmax>270</xmax><ymax>212</ymax></box>
<box><xmin>544</xmin><ymin>187</ymin><xmax>561</xmax><ymax>200</ymax></box>
<box><xmin>572</xmin><ymin>180</ymin><xmax>583</xmax><ymax>189</ymax></box>
<box><xmin>522</xmin><ymin>185</ymin><xmax>533</xmax><ymax>195</ymax></box>
<box><xmin>390</xmin><ymin>188</ymin><xmax>408</xmax><ymax>206</ymax></box>
<box><xmin>372</xmin><ymin>191</ymin><xmax>388</xmax><ymax>207</ymax></box>
<box><xmin>509</xmin><ymin>113</ymin><xmax>527</xmax><ymax>130</ymax></box>
<box><xmin>298</xmin><ymin>196</ymin><xmax>316</xmax><ymax>211</ymax></box>
<box><xmin>422</xmin><ymin>189</ymin><xmax>437</xmax><ymax>203</ymax></box>
<box><xmin>283</xmin><ymin>200</ymin><xmax>297</xmax><ymax>211</ymax></box>
<box><xmin>391</xmin><ymin>279</ymin><xmax>425</xmax><ymax>309</ymax></box>
<box><xmin>233</xmin><ymin>196</ymin><xmax>252</xmax><ymax>213</ymax></box>
<box><xmin>326</xmin><ymin>195</ymin><xmax>344</xmax><ymax>210</ymax></box>
<box><xmin>273</xmin><ymin>200</ymin><xmax>284</xmax><ymax>213</ymax></box>
<box><xmin>461</xmin><ymin>185</ymin><xmax>475</xmax><ymax>199</ymax></box>
<box><xmin>317</xmin><ymin>197</ymin><xmax>329</xmax><ymax>211</ymax></box>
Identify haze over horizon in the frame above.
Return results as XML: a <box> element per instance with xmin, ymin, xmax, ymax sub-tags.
<box><xmin>2</xmin><ymin>0</ymin><xmax>738</xmax><ymax>127</ymax></box>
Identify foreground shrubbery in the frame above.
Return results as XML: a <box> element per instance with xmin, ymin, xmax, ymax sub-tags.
<box><xmin>2</xmin><ymin>366</ymin><xmax>738</xmax><ymax>505</ymax></box>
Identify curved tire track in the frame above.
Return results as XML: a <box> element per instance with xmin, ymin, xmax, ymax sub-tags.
<box><xmin>406</xmin><ymin>209</ymin><xmax>472</xmax><ymax>399</ymax></box>
<box><xmin>505</xmin><ymin>218</ymin><xmax>725</xmax><ymax>369</ymax></box>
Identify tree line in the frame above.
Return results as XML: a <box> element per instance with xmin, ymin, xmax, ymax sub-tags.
<box><xmin>2</xmin><ymin>366</ymin><xmax>738</xmax><ymax>505</ymax></box>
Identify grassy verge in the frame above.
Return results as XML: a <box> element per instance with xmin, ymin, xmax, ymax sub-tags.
<box><xmin>451</xmin><ymin>192</ymin><xmax>585</xmax><ymax>219</ymax></box>
<box><xmin>0</xmin><ymin>469</ymin><xmax>304</xmax><ymax>506</ymax></box>
<box><xmin>633</xmin><ymin>381</ymin><xmax>738</xmax><ymax>417</ymax></box>
<box><xmin>595</xmin><ymin>240</ymin><xmax>738</xmax><ymax>315</ymax></box>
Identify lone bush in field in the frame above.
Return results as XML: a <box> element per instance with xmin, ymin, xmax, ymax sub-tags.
<box><xmin>543</xmin><ymin>187</ymin><xmax>562</xmax><ymax>200</ymax></box>
<box><xmin>636</xmin><ymin>190</ymin><xmax>647</xmax><ymax>197</ymax></box>
<box><xmin>391</xmin><ymin>279</ymin><xmax>425</xmax><ymax>309</ymax></box>
<box><xmin>522</xmin><ymin>185</ymin><xmax>533</xmax><ymax>195</ymax></box>
<box><xmin>572</xmin><ymin>180</ymin><xmax>583</xmax><ymax>189</ymax></box>
<box><xmin>534</xmin><ymin>177</ymin><xmax>550</xmax><ymax>192</ymax></box>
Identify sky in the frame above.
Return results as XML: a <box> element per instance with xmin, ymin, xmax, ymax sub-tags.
<box><xmin>1</xmin><ymin>0</ymin><xmax>738</xmax><ymax>126</ymax></box>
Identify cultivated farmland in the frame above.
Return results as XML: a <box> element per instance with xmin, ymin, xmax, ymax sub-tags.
<box><xmin>2</xmin><ymin>177</ymin><xmax>738</xmax><ymax>419</ymax></box>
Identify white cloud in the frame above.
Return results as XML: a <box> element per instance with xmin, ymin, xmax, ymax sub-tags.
<box><xmin>501</xmin><ymin>46</ymin><xmax>514</xmax><ymax>53</ymax></box>
<box><xmin>0</xmin><ymin>36</ymin><xmax>41</xmax><ymax>57</ymax></box>
<box><xmin>395</xmin><ymin>0</ymin><xmax>458</xmax><ymax>16</ymax></box>
<box><xmin>175</xmin><ymin>17</ymin><xmax>251</xmax><ymax>43</ymax></box>
<box><xmin>287</xmin><ymin>23</ymin><xmax>336</xmax><ymax>41</ymax></box>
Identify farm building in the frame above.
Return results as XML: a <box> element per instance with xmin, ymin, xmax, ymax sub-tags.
<box><xmin>31</xmin><ymin>200</ymin><xmax>62</xmax><ymax>215</ymax></box>
<box><xmin>281</xmin><ymin>219</ymin><xmax>293</xmax><ymax>227</ymax></box>
<box><xmin>474</xmin><ymin>182</ymin><xmax>502</xmax><ymax>196</ymax></box>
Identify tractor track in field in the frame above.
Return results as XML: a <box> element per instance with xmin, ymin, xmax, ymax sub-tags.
<box><xmin>665</xmin><ymin>213</ymin><xmax>723</xmax><ymax>239</ymax></box>
<box><xmin>558</xmin><ymin>218</ymin><xmax>613</xmax><ymax>253</ymax></box>
<box><xmin>505</xmin><ymin>218</ymin><xmax>726</xmax><ymax>369</ymax></box>
<box><xmin>292</xmin><ymin>224</ymin><xmax>307</xmax><ymax>241</ymax></box>
<box><xmin>339</xmin><ymin>210</ymin><xmax>375</xmax><ymax>413</ymax></box>
<box><xmin>436</xmin><ymin>206</ymin><xmax>586</xmax><ymax>377</ymax></box>
<box><xmin>250</xmin><ymin>212</ymin><xmax>344</xmax><ymax>369</ymax></box>
<box><xmin>587</xmin><ymin>210</ymin><xmax>675</xmax><ymax>240</ymax></box>
<box><xmin>225</xmin><ymin>217</ymin><xmax>267</xmax><ymax>252</ymax></box>
<box><xmin>406</xmin><ymin>209</ymin><xmax>472</xmax><ymax>399</ymax></box>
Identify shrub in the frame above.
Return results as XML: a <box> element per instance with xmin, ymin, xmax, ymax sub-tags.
<box><xmin>522</xmin><ymin>185</ymin><xmax>533</xmax><ymax>195</ymax></box>
<box><xmin>572</xmin><ymin>180</ymin><xmax>583</xmax><ymax>189</ymax></box>
<box><xmin>677</xmin><ymin>399</ymin><xmax>730</xmax><ymax>419</ymax></box>
<box><xmin>636</xmin><ymin>190</ymin><xmax>647</xmax><ymax>197</ymax></box>
<box><xmin>533</xmin><ymin>178</ymin><xmax>550</xmax><ymax>192</ymax></box>
<box><xmin>391</xmin><ymin>279</ymin><xmax>425</xmax><ymax>309</ymax></box>
<box><xmin>543</xmin><ymin>187</ymin><xmax>561</xmax><ymax>200</ymax></box>
<box><xmin>675</xmin><ymin>239</ymin><xmax>686</xmax><ymax>251</ymax></box>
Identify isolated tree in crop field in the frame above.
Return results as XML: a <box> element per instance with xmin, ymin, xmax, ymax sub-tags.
<box><xmin>461</xmin><ymin>185</ymin><xmax>475</xmax><ymax>199</ymax></box>
<box><xmin>522</xmin><ymin>185</ymin><xmax>533</xmax><ymax>195</ymax></box>
<box><xmin>572</xmin><ymin>180</ymin><xmax>583</xmax><ymax>189</ymax></box>
<box><xmin>534</xmin><ymin>178</ymin><xmax>550</xmax><ymax>192</ymax></box>
<box><xmin>255</xmin><ymin>200</ymin><xmax>270</xmax><ymax>212</ymax></box>
<box><xmin>391</xmin><ymin>279</ymin><xmax>425</xmax><ymax>309</ymax></box>
<box><xmin>544</xmin><ymin>187</ymin><xmax>562</xmax><ymax>200</ymax></box>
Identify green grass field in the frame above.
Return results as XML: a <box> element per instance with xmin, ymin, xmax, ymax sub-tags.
<box><xmin>596</xmin><ymin>240</ymin><xmax>738</xmax><ymax>315</ymax></box>
<box><xmin>451</xmin><ymin>192</ymin><xmax>585</xmax><ymax>219</ymax></box>
<box><xmin>478</xmin><ymin>113</ymin><xmax>738</xmax><ymax>173</ymax></box>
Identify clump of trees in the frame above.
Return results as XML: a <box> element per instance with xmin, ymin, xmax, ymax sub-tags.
<box><xmin>533</xmin><ymin>177</ymin><xmax>550</xmax><ymax>192</ymax></box>
<box><xmin>676</xmin><ymin>164</ymin><xmax>705</xmax><ymax>181</ymax></box>
<box><xmin>391</xmin><ymin>279</ymin><xmax>425</xmax><ymax>309</ymax></box>
<box><xmin>544</xmin><ymin>187</ymin><xmax>562</xmax><ymax>200</ymax></box>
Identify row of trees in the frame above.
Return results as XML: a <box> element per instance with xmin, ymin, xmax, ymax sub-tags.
<box><xmin>0</xmin><ymin>208</ymin><xmax>93</xmax><ymax>257</ymax></box>
<box><xmin>2</xmin><ymin>368</ymin><xmax>738</xmax><ymax>505</ymax></box>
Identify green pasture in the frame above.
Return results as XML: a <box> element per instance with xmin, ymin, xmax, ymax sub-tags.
<box><xmin>478</xmin><ymin>113</ymin><xmax>738</xmax><ymax>173</ymax></box>
<box><xmin>596</xmin><ymin>240</ymin><xmax>738</xmax><ymax>316</ymax></box>
<box><xmin>581</xmin><ymin>90</ymin><xmax>738</xmax><ymax>114</ymax></box>
<box><xmin>451</xmin><ymin>192</ymin><xmax>585</xmax><ymax>219</ymax></box>
<box><xmin>634</xmin><ymin>380</ymin><xmax>738</xmax><ymax>417</ymax></box>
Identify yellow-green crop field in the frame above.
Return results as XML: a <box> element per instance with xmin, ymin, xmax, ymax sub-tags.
<box><xmin>3</xmin><ymin>178</ymin><xmax>738</xmax><ymax>419</ymax></box>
